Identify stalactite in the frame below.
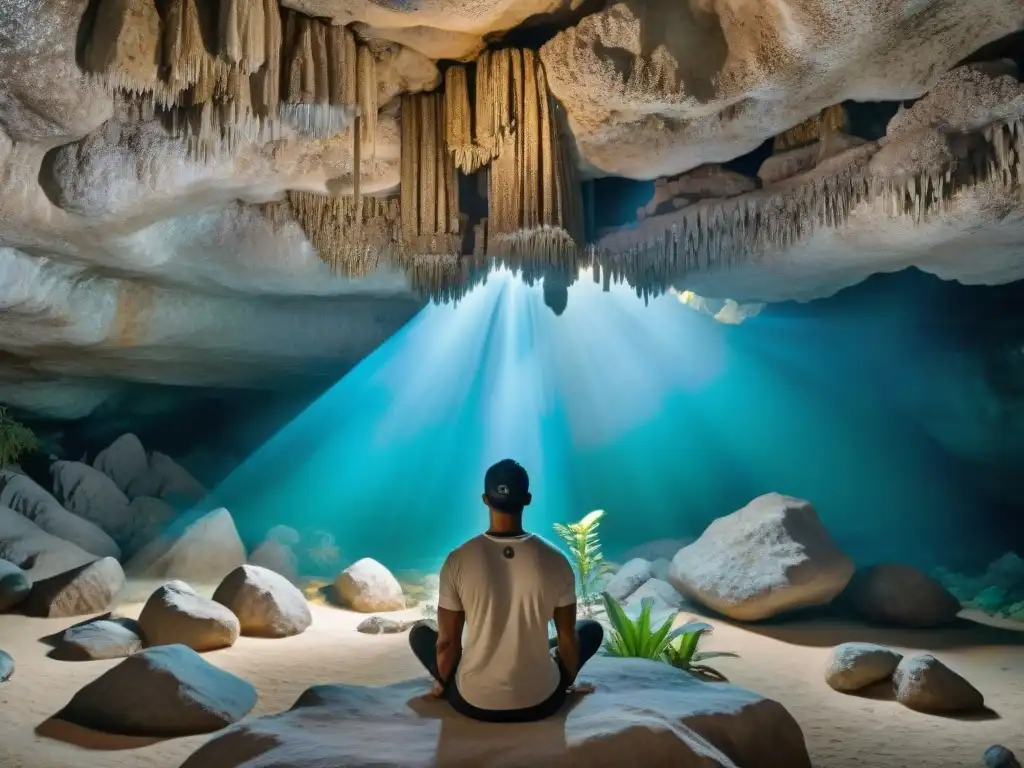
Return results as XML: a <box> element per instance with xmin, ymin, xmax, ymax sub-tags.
<box><xmin>255</xmin><ymin>0</ymin><xmax>282</xmax><ymax>115</ymax></box>
<box><xmin>218</xmin><ymin>0</ymin><xmax>266</xmax><ymax>74</ymax></box>
<box><xmin>774</xmin><ymin>104</ymin><xmax>848</xmax><ymax>151</ymax></box>
<box><xmin>357</xmin><ymin>45</ymin><xmax>377</xmax><ymax>158</ymax></box>
<box><xmin>83</xmin><ymin>0</ymin><xmax>166</xmax><ymax>99</ymax></box>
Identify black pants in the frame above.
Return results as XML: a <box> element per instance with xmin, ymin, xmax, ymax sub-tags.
<box><xmin>409</xmin><ymin>619</ymin><xmax>604</xmax><ymax>723</ymax></box>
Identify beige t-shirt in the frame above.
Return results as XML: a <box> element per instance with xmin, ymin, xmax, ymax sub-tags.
<box><xmin>437</xmin><ymin>532</ymin><xmax>577</xmax><ymax>711</ymax></box>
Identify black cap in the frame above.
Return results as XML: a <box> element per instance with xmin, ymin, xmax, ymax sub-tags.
<box><xmin>484</xmin><ymin>459</ymin><xmax>530</xmax><ymax>512</ymax></box>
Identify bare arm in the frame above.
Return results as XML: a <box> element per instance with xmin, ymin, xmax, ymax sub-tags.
<box><xmin>436</xmin><ymin>606</ymin><xmax>465</xmax><ymax>686</ymax></box>
<box><xmin>553</xmin><ymin>602</ymin><xmax>580</xmax><ymax>685</ymax></box>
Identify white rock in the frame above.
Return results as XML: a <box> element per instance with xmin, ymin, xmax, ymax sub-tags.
<box><xmin>824</xmin><ymin>642</ymin><xmax>903</xmax><ymax>692</ymax></box>
<box><xmin>213</xmin><ymin>564</ymin><xmax>312</xmax><ymax>638</ymax></box>
<box><xmin>0</xmin><ymin>506</ymin><xmax>98</xmax><ymax>581</ymax></box>
<box><xmin>93</xmin><ymin>433</ymin><xmax>149</xmax><ymax>494</ymax></box>
<box><xmin>893</xmin><ymin>654</ymin><xmax>985</xmax><ymax>714</ymax></box>
<box><xmin>180</xmin><ymin>657</ymin><xmax>811</xmax><ymax>767</ymax></box>
<box><xmin>50</xmin><ymin>460</ymin><xmax>136</xmax><ymax>547</ymax></box>
<box><xmin>842</xmin><ymin>563</ymin><xmax>961</xmax><ymax>627</ymax></box>
<box><xmin>669</xmin><ymin>494</ymin><xmax>854</xmax><ymax>621</ymax></box>
<box><xmin>604</xmin><ymin>558</ymin><xmax>653</xmax><ymax>602</ymax></box>
<box><xmin>126</xmin><ymin>508</ymin><xmax>246</xmax><ymax>585</ymax></box>
<box><xmin>0</xmin><ymin>469</ymin><xmax>120</xmax><ymax>559</ymax></box>
<box><xmin>0</xmin><ymin>556</ymin><xmax>31</xmax><ymax>611</ymax></box>
<box><xmin>60</xmin><ymin>644</ymin><xmax>257</xmax><ymax>736</ymax></box>
<box><xmin>23</xmin><ymin>557</ymin><xmax>125</xmax><ymax>618</ymax></box>
<box><xmin>334</xmin><ymin>558</ymin><xmax>405</xmax><ymax>612</ymax></box>
<box><xmin>59</xmin><ymin>617</ymin><xmax>144</xmax><ymax>660</ymax></box>
<box><xmin>139</xmin><ymin>580</ymin><xmax>240</xmax><ymax>652</ymax></box>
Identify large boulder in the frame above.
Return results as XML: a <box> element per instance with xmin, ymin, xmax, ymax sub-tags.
<box><xmin>181</xmin><ymin>656</ymin><xmax>811</xmax><ymax>767</ymax></box>
<box><xmin>126</xmin><ymin>508</ymin><xmax>246</xmax><ymax>585</ymax></box>
<box><xmin>23</xmin><ymin>557</ymin><xmax>125</xmax><ymax>618</ymax></box>
<box><xmin>125</xmin><ymin>452</ymin><xmax>207</xmax><ymax>504</ymax></box>
<box><xmin>824</xmin><ymin>642</ymin><xmax>903</xmax><ymax>693</ymax></box>
<box><xmin>604</xmin><ymin>558</ymin><xmax>653</xmax><ymax>602</ymax></box>
<box><xmin>0</xmin><ymin>506</ymin><xmax>98</xmax><ymax>581</ymax></box>
<box><xmin>213</xmin><ymin>564</ymin><xmax>312</xmax><ymax>638</ymax></box>
<box><xmin>93</xmin><ymin>433</ymin><xmax>149</xmax><ymax>493</ymax></box>
<box><xmin>893</xmin><ymin>654</ymin><xmax>985</xmax><ymax>714</ymax></box>
<box><xmin>124</xmin><ymin>496</ymin><xmax>178</xmax><ymax>555</ymax></box>
<box><xmin>668</xmin><ymin>494</ymin><xmax>854</xmax><ymax>621</ymax></box>
<box><xmin>0</xmin><ymin>556</ymin><xmax>32</xmax><ymax>611</ymax></box>
<box><xmin>841</xmin><ymin>564</ymin><xmax>961</xmax><ymax>627</ymax></box>
<box><xmin>138</xmin><ymin>580</ymin><xmax>240</xmax><ymax>652</ymax></box>
<box><xmin>50</xmin><ymin>460</ymin><xmax>136</xmax><ymax>548</ymax></box>
<box><xmin>59</xmin><ymin>644</ymin><xmax>257</xmax><ymax>736</ymax></box>
<box><xmin>334</xmin><ymin>558</ymin><xmax>406</xmax><ymax>612</ymax></box>
<box><xmin>0</xmin><ymin>469</ymin><xmax>120</xmax><ymax>559</ymax></box>
<box><xmin>57</xmin><ymin>617</ymin><xmax>144</xmax><ymax>660</ymax></box>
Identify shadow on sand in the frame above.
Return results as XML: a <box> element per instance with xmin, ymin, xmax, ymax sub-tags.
<box><xmin>34</xmin><ymin>717</ymin><xmax>176</xmax><ymax>751</ymax></box>
<box><xmin>36</xmin><ymin>613</ymin><xmax>146</xmax><ymax>661</ymax></box>
<box><xmin>845</xmin><ymin>679</ymin><xmax>1002</xmax><ymax>722</ymax></box>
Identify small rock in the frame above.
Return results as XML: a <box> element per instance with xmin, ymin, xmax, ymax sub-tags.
<box><xmin>0</xmin><ymin>556</ymin><xmax>32</xmax><ymax>611</ymax></box>
<box><xmin>334</xmin><ymin>558</ymin><xmax>405</xmax><ymax>612</ymax></box>
<box><xmin>213</xmin><ymin>564</ymin><xmax>312</xmax><ymax>638</ymax></box>
<box><xmin>139</xmin><ymin>580</ymin><xmax>240</xmax><ymax>652</ymax></box>
<box><xmin>604</xmin><ymin>558</ymin><xmax>653</xmax><ymax>601</ymax></box>
<box><xmin>842</xmin><ymin>563</ymin><xmax>961</xmax><ymax>627</ymax></box>
<box><xmin>356</xmin><ymin>616</ymin><xmax>416</xmax><ymax>634</ymax></box>
<box><xmin>0</xmin><ymin>649</ymin><xmax>12</xmax><ymax>681</ymax></box>
<box><xmin>59</xmin><ymin>644</ymin><xmax>257</xmax><ymax>736</ymax></box>
<box><xmin>24</xmin><ymin>557</ymin><xmax>125</xmax><ymax>618</ymax></box>
<box><xmin>984</xmin><ymin>745</ymin><xmax>1021</xmax><ymax>768</ymax></box>
<box><xmin>893</xmin><ymin>654</ymin><xmax>984</xmax><ymax>713</ymax></box>
<box><xmin>60</xmin><ymin>617</ymin><xmax>144</xmax><ymax>660</ymax></box>
<box><xmin>824</xmin><ymin>642</ymin><xmax>903</xmax><ymax>692</ymax></box>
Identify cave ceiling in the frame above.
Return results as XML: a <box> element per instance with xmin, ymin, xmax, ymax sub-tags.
<box><xmin>0</xmin><ymin>0</ymin><xmax>1023</xmax><ymax>416</ymax></box>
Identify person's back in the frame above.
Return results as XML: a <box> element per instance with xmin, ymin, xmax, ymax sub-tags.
<box><xmin>441</xmin><ymin>532</ymin><xmax>573</xmax><ymax>710</ymax></box>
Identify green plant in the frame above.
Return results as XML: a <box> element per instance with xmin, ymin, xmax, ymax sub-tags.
<box><xmin>601</xmin><ymin>592</ymin><xmax>738</xmax><ymax>680</ymax></box>
<box><xmin>553</xmin><ymin>510</ymin><xmax>610</xmax><ymax>612</ymax></box>
<box><xmin>0</xmin><ymin>407</ymin><xmax>39</xmax><ymax>468</ymax></box>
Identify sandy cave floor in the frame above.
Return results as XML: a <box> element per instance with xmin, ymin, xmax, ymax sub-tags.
<box><xmin>0</xmin><ymin>589</ymin><xmax>1022</xmax><ymax>768</ymax></box>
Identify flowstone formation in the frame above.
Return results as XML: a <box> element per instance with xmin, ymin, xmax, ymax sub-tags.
<box><xmin>0</xmin><ymin>1</ymin><xmax>1024</xmax><ymax>413</ymax></box>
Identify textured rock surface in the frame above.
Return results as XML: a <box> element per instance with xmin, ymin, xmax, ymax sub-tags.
<box><xmin>0</xmin><ymin>505</ymin><xmax>98</xmax><ymax>581</ymax></box>
<box><xmin>842</xmin><ymin>563</ymin><xmax>962</xmax><ymax>627</ymax></box>
<box><xmin>893</xmin><ymin>654</ymin><xmax>985</xmax><ymax>713</ymax></box>
<box><xmin>138</xmin><ymin>581</ymin><xmax>241</xmax><ymax>652</ymax></box>
<box><xmin>23</xmin><ymin>557</ymin><xmax>125</xmax><ymax>618</ymax></box>
<box><xmin>59</xmin><ymin>644</ymin><xmax>257</xmax><ymax>736</ymax></box>
<box><xmin>50</xmin><ymin>460</ymin><xmax>136</xmax><ymax>547</ymax></box>
<box><xmin>824</xmin><ymin>642</ymin><xmax>903</xmax><ymax>693</ymax></box>
<box><xmin>669</xmin><ymin>493</ymin><xmax>854</xmax><ymax>621</ymax></box>
<box><xmin>213</xmin><ymin>565</ymin><xmax>312</xmax><ymax>638</ymax></box>
<box><xmin>604</xmin><ymin>558</ymin><xmax>653</xmax><ymax>601</ymax></box>
<box><xmin>0</xmin><ymin>556</ymin><xmax>31</xmax><ymax>611</ymax></box>
<box><xmin>335</xmin><ymin>557</ymin><xmax>406</xmax><ymax>612</ymax></box>
<box><xmin>181</xmin><ymin>656</ymin><xmax>811</xmax><ymax>767</ymax></box>
<box><xmin>126</xmin><ymin>508</ymin><xmax>246</xmax><ymax>585</ymax></box>
<box><xmin>58</xmin><ymin>617</ymin><xmax>144</xmax><ymax>660</ymax></box>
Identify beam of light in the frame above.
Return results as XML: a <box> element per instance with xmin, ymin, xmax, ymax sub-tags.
<box><xmin>208</xmin><ymin>266</ymin><xmax>979</xmax><ymax>575</ymax></box>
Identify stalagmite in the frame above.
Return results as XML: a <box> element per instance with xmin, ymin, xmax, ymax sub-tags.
<box><xmin>774</xmin><ymin>104</ymin><xmax>848</xmax><ymax>151</ymax></box>
<box><xmin>83</xmin><ymin>0</ymin><xmax>165</xmax><ymax>98</ymax></box>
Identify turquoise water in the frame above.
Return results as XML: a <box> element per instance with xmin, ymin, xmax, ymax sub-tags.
<box><xmin>208</xmin><ymin>268</ymin><xmax>992</xmax><ymax>576</ymax></box>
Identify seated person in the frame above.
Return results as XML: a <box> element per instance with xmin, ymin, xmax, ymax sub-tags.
<box><xmin>409</xmin><ymin>458</ymin><xmax>604</xmax><ymax>723</ymax></box>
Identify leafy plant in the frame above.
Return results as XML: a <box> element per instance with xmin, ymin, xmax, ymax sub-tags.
<box><xmin>601</xmin><ymin>592</ymin><xmax>737</xmax><ymax>680</ymax></box>
<box><xmin>0</xmin><ymin>407</ymin><xmax>39</xmax><ymax>468</ymax></box>
<box><xmin>553</xmin><ymin>510</ymin><xmax>611</xmax><ymax>612</ymax></box>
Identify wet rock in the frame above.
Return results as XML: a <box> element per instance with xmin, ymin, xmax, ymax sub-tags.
<box><xmin>843</xmin><ymin>563</ymin><xmax>961</xmax><ymax>627</ymax></box>
<box><xmin>893</xmin><ymin>654</ymin><xmax>985</xmax><ymax>714</ymax></box>
<box><xmin>0</xmin><ymin>556</ymin><xmax>31</xmax><ymax>611</ymax></box>
<box><xmin>139</xmin><ymin>581</ymin><xmax>240</xmax><ymax>652</ymax></box>
<box><xmin>0</xmin><ymin>506</ymin><xmax>98</xmax><ymax>581</ymax></box>
<box><xmin>60</xmin><ymin>644</ymin><xmax>257</xmax><ymax>736</ymax></box>
<box><xmin>668</xmin><ymin>493</ymin><xmax>854</xmax><ymax>621</ymax></box>
<box><xmin>824</xmin><ymin>642</ymin><xmax>903</xmax><ymax>692</ymax></box>
<box><xmin>126</xmin><ymin>508</ymin><xmax>246</xmax><ymax>585</ymax></box>
<box><xmin>50</xmin><ymin>460</ymin><xmax>136</xmax><ymax>548</ymax></box>
<box><xmin>93</xmin><ymin>433</ymin><xmax>149</xmax><ymax>494</ymax></box>
<box><xmin>213</xmin><ymin>564</ymin><xmax>312</xmax><ymax>638</ymax></box>
<box><xmin>0</xmin><ymin>649</ymin><xmax>12</xmax><ymax>681</ymax></box>
<box><xmin>335</xmin><ymin>558</ymin><xmax>405</xmax><ymax>612</ymax></box>
<box><xmin>356</xmin><ymin>616</ymin><xmax>416</xmax><ymax>634</ymax></box>
<box><xmin>604</xmin><ymin>558</ymin><xmax>653</xmax><ymax>602</ymax></box>
<box><xmin>984</xmin><ymin>745</ymin><xmax>1021</xmax><ymax>768</ymax></box>
<box><xmin>0</xmin><ymin>469</ymin><xmax>120</xmax><ymax>559</ymax></box>
<box><xmin>59</xmin><ymin>617</ymin><xmax>144</xmax><ymax>660</ymax></box>
<box><xmin>23</xmin><ymin>557</ymin><xmax>125</xmax><ymax>618</ymax></box>
<box><xmin>180</xmin><ymin>656</ymin><xmax>811</xmax><ymax>767</ymax></box>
